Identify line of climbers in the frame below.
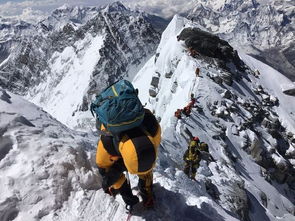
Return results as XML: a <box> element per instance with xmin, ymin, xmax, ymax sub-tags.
<box><xmin>89</xmin><ymin>80</ymin><xmax>214</xmax><ymax>212</ymax></box>
<box><xmin>177</xmin><ymin>35</ymin><xmax>202</xmax><ymax>78</ymax></box>
<box><xmin>183</xmin><ymin>136</ymin><xmax>214</xmax><ymax>180</ymax></box>
<box><xmin>177</xmin><ymin>35</ymin><xmax>199</xmax><ymax>58</ymax></box>
<box><xmin>175</xmin><ymin>93</ymin><xmax>196</xmax><ymax>119</ymax></box>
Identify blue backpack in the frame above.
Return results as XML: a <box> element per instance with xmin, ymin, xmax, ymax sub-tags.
<box><xmin>90</xmin><ymin>80</ymin><xmax>145</xmax><ymax>134</ymax></box>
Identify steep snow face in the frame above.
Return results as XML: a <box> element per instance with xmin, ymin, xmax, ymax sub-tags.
<box><xmin>38</xmin><ymin>6</ymin><xmax>101</xmax><ymax>32</ymax></box>
<box><xmin>134</xmin><ymin>15</ymin><xmax>295</xmax><ymax>221</ymax></box>
<box><xmin>188</xmin><ymin>0</ymin><xmax>295</xmax><ymax>81</ymax></box>
<box><xmin>0</xmin><ymin>89</ymin><xmax>100</xmax><ymax>221</ymax></box>
<box><xmin>28</xmin><ymin>34</ymin><xmax>104</xmax><ymax>129</ymax></box>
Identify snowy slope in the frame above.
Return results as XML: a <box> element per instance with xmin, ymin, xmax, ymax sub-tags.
<box><xmin>239</xmin><ymin>53</ymin><xmax>295</xmax><ymax>133</ymax></box>
<box><xmin>0</xmin><ymin>89</ymin><xmax>102</xmax><ymax>221</ymax></box>
<box><xmin>134</xmin><ymin>15</ymin><xmax>295</xmax><ymax>221</ymax></box>
<box><xmin>28</xmin><ymin>34</ymin><xmax>104</xmax><ymax>130</ymax></box>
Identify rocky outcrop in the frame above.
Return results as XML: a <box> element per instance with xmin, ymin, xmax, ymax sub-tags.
<box><xmin>283</xmin><ymin>89</ymin><xmax>295</xmax><ymax>96</ymax></box>
<box><xmin>178</xmin><ymin>27</ymin><xmax>245</xmax><ymax>72</ymax></box>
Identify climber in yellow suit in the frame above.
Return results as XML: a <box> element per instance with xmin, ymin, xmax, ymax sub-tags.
<box><xmin>183</xmin><ymin>137</ymin><xmax>201</xmax><ymax>180</ymax></box>
<box><xmin>96</xmin><ymin>109</ymin><xmax>161</xmax><ymax>210</ymax></box>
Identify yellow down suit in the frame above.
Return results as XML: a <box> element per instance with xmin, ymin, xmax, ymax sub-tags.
<box><xmin>96</xmin><ymin>109</ymin><xmax>161</xmax><ymax>199</ymax></box>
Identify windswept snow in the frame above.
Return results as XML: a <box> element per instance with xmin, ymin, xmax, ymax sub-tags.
<box><xmin>0</xmin><ymin>89</ymin><xmax>101</xmax><ymax>221</ymax></box>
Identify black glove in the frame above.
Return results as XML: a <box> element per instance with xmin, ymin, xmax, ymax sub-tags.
<box><xmin>102</xmin><ymin>178</ymin><xmax>111</xmax><ymax>194</ymax></box>
<box><xmin>99</xmin><ymin>159</ymin><xmax>126</xmax><ymax>194</ymax></box>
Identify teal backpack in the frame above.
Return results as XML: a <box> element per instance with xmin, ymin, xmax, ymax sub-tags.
<box><xmin>90</xmin><ymin>80</ymin><xmax>145</xmax><ymax>134</ymax></box>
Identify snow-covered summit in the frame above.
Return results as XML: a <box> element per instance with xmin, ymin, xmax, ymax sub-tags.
<box><xmin>39</xmin><ymin>5</ymin><xmax>100</xmax><ymax>32</ymax></box>
<box><xmin>104</xmin><ymin>1</ymin><xmax>128</xmax><ymax>13</ymax></box>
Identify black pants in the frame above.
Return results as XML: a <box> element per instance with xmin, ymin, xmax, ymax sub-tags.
<box><xmin>184</xmin><ymin>161</ymin><xmax>198</xmax><ymax>179</ymax></box>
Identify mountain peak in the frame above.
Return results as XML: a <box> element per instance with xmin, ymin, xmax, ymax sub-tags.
<box><xmin>105</xmin><ymin>1</ymin><xmax>128</xmax><ymax>12</ymax></box>
<box><xmin>57</xmin><ymin>4</ymin><xmax>71</xmax><ymax>11</ymax></box>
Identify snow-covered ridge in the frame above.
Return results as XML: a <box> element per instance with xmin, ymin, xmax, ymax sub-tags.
<box><xmin>134</xmin><ymin>15</ymin><xmax>295</xmax><ymax>221</ymax></box>
<box><xmin>39</xmin><ymin>5</ymin><xmax>101</xmax><ymax>32</ymax></box>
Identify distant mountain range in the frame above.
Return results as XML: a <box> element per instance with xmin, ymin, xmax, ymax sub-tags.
<box><xmin>186</xmin><ymin>0</ymin><xmax>295</xmax><ymax>81</ymax></box>
<box><xmin>0</xmin><ymin>2</ymin><xmax>165</xmax><ymax>128</ymax></box>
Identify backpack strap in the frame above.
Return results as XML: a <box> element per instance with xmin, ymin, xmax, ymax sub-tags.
<box><xmin>140</xmin><ymin>109</ymin><xmax>159</xmax><ymax>137</ymax></box>
<box><xmin>101</xmin><ymin>135</ymin><xmax>121</xmax><ymax>157</ymax></box>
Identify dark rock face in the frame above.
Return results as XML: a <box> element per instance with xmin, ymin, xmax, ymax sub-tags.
<box><xmin>0</xmin><ymin>136</ymin><xmax>14</xmax><ymax>161</ymax></box>
<box><xmin>151</xmin><ymin>76</ymin><xmax>160</xmax><ymax>88</ymax></box>
<box><xmin>0</xmin><ymin>197</ymin><xmax>19</xmax><ymax>221</ymax></box>
<box><xmin>178</xmin><ymin>28</ymin><xmax>245</xmax><ymax>71</ymax></box>
<box><xmin>228</xmin><ymin>181</ymin><xmax>250</xmax><ymax>221</ymax></box>
<box><xmin>283</xmin><ymin>88</ymin><xmax>295</xmax><ymax>96</ymax></box>
<box><xmin>0</xmin><ymin>90</ymin><xmax>11</xmax><ymax>104</ymax></box>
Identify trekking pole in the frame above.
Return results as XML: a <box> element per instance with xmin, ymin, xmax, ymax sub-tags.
<box><xmin>126</xmin><ymin>171</ymin><xmax>130</xmax><ymax>185</ymax></box>
<box><xmin>88</xmin><ymin>125</ymin><xmax>97</xmax><ymax>137</ymax></box>
<box><xmin>189</xmin><ymin>161</ymin><xmax>193</xmax><ymax>179</ymax></box>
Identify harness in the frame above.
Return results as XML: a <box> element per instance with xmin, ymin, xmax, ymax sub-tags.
<box><xmin>185</xmin><ymin>146</ymin><xmax>199</xmax><ymax>162</ymax></box>
<box><xmin>101</xmin><ymin>109</ymin><xmax>159</xmax><ymax>158</ymax></box>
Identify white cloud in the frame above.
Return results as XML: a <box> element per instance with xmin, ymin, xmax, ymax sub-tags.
<box><xmin>0</xmin><ymin>0</ymin><xmax>114</xmax><ymax>23</ymax></box>
<box><xmin>8</xmin><ymin>7</ymin><xmax>46</xmax><ymax>23</ymax></box>
<box><xmin>123</xmin><ymin>0</ymin><xmax>196</xmax><ymax>18</ymax></box>
<box><xmin>0</xmin><ymin>0</ymin><xmax>111</xmax><ymax>17</ymax></box>
<box><xmin>0</xmin><ymin>0</ymin><xmax>193</xmax><ymax>22</ymax></box>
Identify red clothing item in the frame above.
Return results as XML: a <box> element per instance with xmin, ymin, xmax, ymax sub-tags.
<box><xmin>188</xmin><ymin>98</ymin><xmax>196</xmax><ymax>108</ymax></box>
<box><xmin>175</xmin><ymin>109</ymin><xmax>182</xmax><ymax>119</ymax></box>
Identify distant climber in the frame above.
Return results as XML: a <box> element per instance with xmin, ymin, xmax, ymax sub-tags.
<box><xmin>188</xmin><ymin>47</ymin><xmax>198</xmax><ymax>58</ymax></box>
<box><xmin>195</xmin><ymin>67</ymin><xmax>200</xmax><ymax>77</ymax></box>
<box><xmin>175</xmin><ymin>95</ymin><xmax>197</xmax><ymax>119</ymax></box>
<box><xmin>188</xmin><ymin>93</ymin><xmax>196</xmax><ymax>108</ymax></box>
<box><xmin>183</xmin><ymin>137</ymin><xmax>201</xmax><ymax>179</ymax></box>
<box><xmin>182</xmin><ymin>106</ymin><xmax>191</xmax><ymax>117</ymax></box>
<box><xmin>175</xmin><ymin>108</ymin><xmax>182</xmax><ymax>119</ymax></box>
<box><xmin>90</xmin><ymin>80</ymin><xmax>161</xmax><ymax>211</ymax></box>
<box><xmin>183</xmin><ymin>137</ymin><xmax>214</xmax><ymax>179</ymax></box>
